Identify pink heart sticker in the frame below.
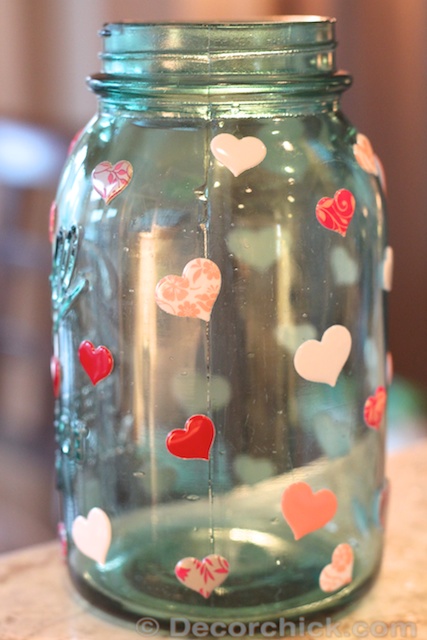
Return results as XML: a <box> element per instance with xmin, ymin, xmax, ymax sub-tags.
<box><xmin>91</xmin><ymin>160</ymin><xmax>133</xmax><ymax>204</ymax></box>
<box><xmin>72</xmin><ymin>508</ymin><xmax>111</xmax><ymax>565</ymax></box>
<box><xmin>210</xmin><ymin>133</ymin><xmax>267</xmax><ymax>177</ymax></box>
<box><xmin>319</xmin><ymin>543</ymin><xmax>354</xmax><ymax>593</ymax></box>
<box><xmin>78</xmin><ymin>340</ymin><xmax>114</xmax><ymax>385</ymax></box>
<box><xmin>382</xmin><ymin>246</ymin><xmax>394</xmax><ymax>292</ymax></box>
<box><xmin>353</xmin><ymin>133</ymin><xmax>378</xmax><ymax>176</ymax></box>
<box><xmin>364</xmin><ymin>386</ymin><xmax>387</xmax><ymax>430</ymax></box>
<box><xmin>281</xmin><ymin>482</ymin><xmax>338</xmax><ymax>540</ymax></box>
<box><xmin>166</xmin><ymin>415</ymin><xmax>215</xmax><ymax>460</ymax></box>
<box><xmin>175</xmin><ymin>554</ymin><xmax>229</xmax><ymax>598</ymax></box>
<box><xmin>315</xmin><ymin>189</ymin><xmax>356</xmax><ymax>237</ymax></box>
<box><xmin>293</xmin><ymin>325</ymin><xmax>352</xmax><ymax>387</ymax></box>
<box><xmin>155</xmin><ymin>258</ymin><xmax>221</xmax><ymax>321</ymax></box>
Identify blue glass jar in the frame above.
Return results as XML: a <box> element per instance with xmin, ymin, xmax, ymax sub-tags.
<box><xmin>51</xmin><ymin>18</ymin><xmax>389</xmax><ymax>626</ymax></box>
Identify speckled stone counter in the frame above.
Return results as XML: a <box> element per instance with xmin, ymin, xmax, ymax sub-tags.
<box><xmin>1</xmin><ymin>441</ymin><xmax>426</xmax><ymax>639</ymax></box>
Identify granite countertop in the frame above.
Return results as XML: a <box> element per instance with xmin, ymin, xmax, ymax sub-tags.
<box><xmin>1</xmin><ymin>441</ymin><xmax>426</xmax><ymax>640</ymax></box>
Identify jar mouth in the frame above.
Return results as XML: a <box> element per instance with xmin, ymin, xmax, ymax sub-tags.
<box><xmin>102</xmin><ymin>16</ymin><xmax>334</xmax><ymax>28</ymax></box>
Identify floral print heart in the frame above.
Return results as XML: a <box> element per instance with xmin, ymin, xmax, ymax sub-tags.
<box><xmin>364</xmin><ymin>386</ymin><xmax>387</xmax><ymax>430</ymax></box>
<box><xmin>78</xmin><ymin>340</ymin><xmax>114</xmax><ymax>385</ymax></box>
<box><xmin>210</xmin><ymin>133</ymin><xmax>267</xmax><ymax>177</ymax></box>
<box><xmin>293</xmin><ymin>325</ymin><xmax>352</xmax><ymax>387</ymax></box>
<box><xmin>155</xmin><ymin>258</ymin><xmax>221</xmax><ymax>321</ymax></box>
<box><xmin>72</xmin><ymin>508</ymin><xmax>112</xmax><ymax>565</ymax></box>
<box><xmin>353</xmin><ymin>133</ymin><xmax>378</xmax><ymax>176</ymax></box>
<box><xmin>281</xmin><ymin>482</ymin><xmax>338</xmax><ymax>541</ymax></box>
<box><xmin>175</xmin><ymin>554</ymin><xmax>230</xmax><ymax>598</ymax></box>
<box><xmin>315</xmin><ymin>189</ymin><xmax>356</xmax><ymax>237</ymax></box>
<box><xmin>319</xmin><ymin>543</ymin><xmax>354</xmax><ymax>593</ymax></box>
<box><xmin>166</xmin><ymin>414</ymin><xmax>215</xmax><ymax>460</ymax></box>
<box><xmin>91</xmin><ymin>160</ymin><xmax>133</xmax><ymax>204</ymax></box>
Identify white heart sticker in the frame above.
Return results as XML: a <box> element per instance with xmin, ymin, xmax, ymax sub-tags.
<box><xmin>72</xmin><ymin>508</ymin><xmax>112</xmax><ymax>565</ymax></box>
<box><xmin>294</xmin><ymin>325</ymin><xmax>352</xmax><ymax>387</ymax></box>
<box><xmin>210</xmin><ymin>134</ymin><xmax>266</xmax><ymax>177</ymax></box>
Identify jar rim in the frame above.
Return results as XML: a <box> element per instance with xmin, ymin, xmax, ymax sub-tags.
<box><xmin>102</xmin><ymin>16</ymin><xmax>335</xmax><ymax>29</ymax></box>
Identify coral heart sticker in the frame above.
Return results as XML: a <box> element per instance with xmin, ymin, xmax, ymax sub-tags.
<box><xmin>353</xmin><ymin>133</ymin><xmax>378</xmax><ymax>176</ymax></box>
<box><xmin>319</xmin><ymin>543</ymin><xmax>354</xmax><ymax>593</ymax></box>
<box><xmin>382</xmin><ymin>246</ymin><xmax>394</xmax><ymax>292</ymax></box>
<box><xmin>316</xmin><ymin>189</ymin><xmax>356</xmax><ymax>237</ymax></box>
<box><xmin>175</xmin><ymin>554</ymin><xmax>230</xmax><ymax>598</ymax></box>
<box><xmin>166</xmin><ymin>414</ymin><xmax>215</xmax><ymax>460</ymax></box>
<box><xmin>281</xmin><ymin>482</ymin><xmax>338</xmax><ymax>540</ymax></box>
<box><xmin>49</xmin><ymin>201</ymin><xmax>57</xmax><ymax>244</ymax></box>
<box><xmin>71</xmin><ymin>508</ymin><xmax>112</xmax><ymax>565</ymax></box>
<box><xmin>155</xmin><ymin>258</ymin><xmax>221</xmax><ymax>321</ymax></box>
<box><xmin>210</xmin><ymin>133</ymin><xmax>267</xmax><ymax>177</ymax></box>
<box><xmin>364</xmin><ymin>386</ymin><xmax>387</xmax><ymax>430</ymax></box>
<box><xmin>78</xmin><ymin>340</ymin><xmax>114</xmax><ymax>385</ymax></box>
<box><xmin>50</xmin><ymin>355</ymin><xmax>61</xmax><ymax>398</ymax></box>
<box><xmin>294</xmin><ymin>325</ymin><xmax>352</xmax><ymax>387</ymax></box>
<box><xmin>91</xmin><ymin>160</ymin><xmax>133</xmax><ymax>204</ymax></box>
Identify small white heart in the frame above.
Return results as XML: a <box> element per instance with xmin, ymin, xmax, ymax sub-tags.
<box><xmin>210</xmin><ymin>133</ymin><xmax>266</xmax><ymax>177</ymax></box>
<box><xmin>294</xmin><ymin>325</ymin><xmax>352</xmax><ymax>387</ymax></box>
<box><xmin>226</xmin><ymin>227</ymin><xmax>279</xmax><ymax>272</ymax></box>
<box><xmin>382</xmin><ymin>246</ymin><xmax>393</xmax><ymax>292</ymax></box>
<box><xmin>72</xmin><ymin>508</ymin><xmax>111</xmax><ymax>565</ymax></box>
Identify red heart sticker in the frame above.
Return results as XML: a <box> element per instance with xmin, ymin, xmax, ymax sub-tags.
<box><xmin>364</xmin><ymin>386</ymin><xmax>387</xmax><ymax>430</ymax></box>
<box><xmin>281</xmin><ymin>482</ymin><xmax>338</xmax><ymax>540</ymax></box>
<box><xmin>166</xmin><ymin>415</ymin><xmax>215</xmax><ymax>460</ymax></box>
<box><xmin>50</xmin><ymin>355</ymin><xmax>61</xmax><ymax>398</ymax></box>
<box><xmin>316</xmin><ymin>189</ymin><xmax>356</xmax><ymax>237</ymax></box>
<box><xmin>78</xmin><ymin>340</ymin><xmax>114</xmax><ymax>385</ymax></box>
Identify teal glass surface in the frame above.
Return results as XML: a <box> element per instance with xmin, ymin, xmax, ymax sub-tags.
<box><xmin>52</xmin><ymin>18</ymin><xmax>389</xmax><ymax>625</ymax></box>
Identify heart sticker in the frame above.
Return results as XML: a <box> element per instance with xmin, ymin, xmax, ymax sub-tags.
<box><xmin>294</xmin><ymin>325</ymin><xmax>352</xmax><ymax>387</ymax></box>
<box><xmin>319</xmin><ymin>543</ymin><xmax>354</xmax><ymax>593</ymax></box>
<box><xmin>50</xmin><ymin>355</ymin><xmax>61</xmax><ymax>398</ymax></box>
<box><xmin>316</xmin><ymin>189</ymin><xmax>356</xmax><ymax>237</ymax></box>
<box><xmin>226</xmin><ymin>227</ymin><xmax>278</xmax><ymax>272</ymax></box>
<box><xmin>72</xmin><ymin>507</ymin><xmax>112</xmax><ymax>565</ymax></box>
<box><xmin>155</xmin><ymin>258</ymin><xmax>221</xmax><ymax>322</ymax></box>
<box><xmin>166</xmin><ymin>414</ymin><xmax>215</xmax><ymax>460</ymax></box>
<box><xmin>382</xmin><ymin>246</ymin><xmax>394</xmax><ymax>292</ymax></box>
<box><xmin>330</xmin><ymin>246</ymin><xmax>359</xmax><ymax>286</ymax></box>
<box><xmin>364</xmin><ymin>386</ymin><xmax>387</xmax><ymax>430</ymax></box>
<box><xmin>91</xmin><ymin>160</ymin><xmax>133</xmax><ymax>204</ymax></box>
<box><xmin>78</xmin><ymin>340</ymin><xmax>114</xmax><ymax>385</ymax></box>
<box><xmin>386</xmin><ymin>352</ymin><xmax>394</xmax><ymax>386</ymax></box>
<box><xmin>281</xmin><ymin>482</ymin><xmax>338</xmax><ymax>540</ymax></box>
<box><xmin>49</xmin><ymin>201</ymin><xmax>57</xmax><ymax>244</ymax></box>
<box><xmin>353</xmin><ymin>133</ymin><xmax>378</xmax><ymax>176</ymax></box>
<box><xmin>275</xmin><ymin>322</ymin><xmax>317</xmax><ymax>354</ymax></box>
<box><xmin>175</xmin><ymin>554</ymin><xmax>229</xmax><ymax>598</ymax></box>
<box><xmin>210</xmin><ymin>133</ymin><xmax>267</xmax><ymax>177</ymax></box>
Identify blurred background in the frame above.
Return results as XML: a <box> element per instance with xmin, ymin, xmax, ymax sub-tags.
<box><xmin>0</xmin><ymin>0</ymin><xmax>426</xmax><ymax>553</ymax></box>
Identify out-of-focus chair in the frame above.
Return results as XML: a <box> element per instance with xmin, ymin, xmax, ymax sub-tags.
<box><xmin>0</xmin><ymin>118</ymin><xmax>68</xmax><ymax>551</ymax></box>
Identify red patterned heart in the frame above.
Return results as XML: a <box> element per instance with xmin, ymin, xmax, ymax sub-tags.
<box><xmin>364</xmin><ymin>386</ymin><xmax>387</xmax><ymax>430</ymax></box>
<box><xmin>316</xmin><ymin>189</ymin><xmax>356</xmax><ymax>237</ymax></box>
<box><xmin>166</xmin><ymin>414</ymin><xmax>215</xmax><ymax>460</ymax></box>
<box><xmin>78</xmin><ymin>340</ymin><xmax>114</xmax><ymax>385</ymax></box>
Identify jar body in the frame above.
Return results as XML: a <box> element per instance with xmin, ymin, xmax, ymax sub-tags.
<box><xmin>52</xmin><ymin>20</ymin><xmax>388</xmax><ymax>625</ymax></box>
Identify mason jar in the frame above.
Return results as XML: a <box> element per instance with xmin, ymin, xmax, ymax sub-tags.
<box><xmin>51</xmin><ymin>17</ymin><xmax>390</xmax><ymax>626</ymax></box>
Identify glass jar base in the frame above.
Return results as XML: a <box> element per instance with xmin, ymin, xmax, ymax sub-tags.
<box><xmin>68</xmin><ymin>525</ymin><xmax>381</xmax><ymax>626</ymax></box>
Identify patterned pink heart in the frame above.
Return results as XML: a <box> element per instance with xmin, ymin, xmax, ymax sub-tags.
<box><xmin>155</xmin><ymin>258</ymin><xmax>221</xmax><ymax>322</ymax></box>
<box><xmin>316</xmin><ymin>189</ymin><xmax>356</xmax><ymax>237</ymax></box>
<box><xmin>72</xmin><ymin>508</ymin><xmax>111</xmax><ymax>565</ymax></box>
<box><xmin>353</xmin><ymin>133</ymin><xmax>378</xmax><ymax>175</ymax></box>
<box><xmin>364</xmin><ymin>386</ymin><xmax>387</xmax><ymax>430</ymax></box>
<box><xmin>91</xmin><ymin>160</ymin><xmax>133</xmax><ymax>204</ymax></box>
<box><xmin>175</xmin><ymin>554</ymin><xmax>229</xmax><ymax>598</ymax></box>
<box><xmin>210</xmin><ymin>133</ymin><xmax>267</xmax><ymax>177</ymax></box>
<box><xmin>319</xmin><ymin>543</ymin><xmax>354</xmax><ymax>593</ymax></box>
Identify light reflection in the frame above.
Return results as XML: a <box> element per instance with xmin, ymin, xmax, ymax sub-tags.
<box><xmin>282</xmin><ymin>141</ymin><xmax>294</xmax><ymax>151</ymax></box>
<box><xmin>284</xmin><ymin>166</ymin><xmax>295</xmax><ymax>174</ymax></box>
